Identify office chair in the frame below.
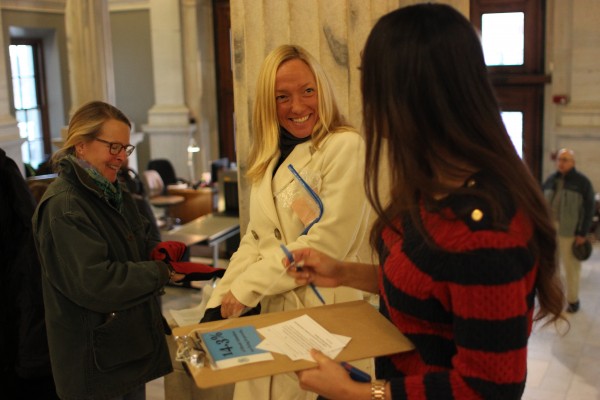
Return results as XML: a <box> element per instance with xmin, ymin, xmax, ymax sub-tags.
<box><xmin>147</xmin><ymin>159</ymin><xmax>188</xmax><ymax>192</ymax></box>
<box><xmin>143</xmin><ymin>169</ymin><xmax>185</xmax><ymax>230</ymax></box>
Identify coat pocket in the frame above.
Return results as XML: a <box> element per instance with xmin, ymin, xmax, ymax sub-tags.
<box><xmin>92</xmin><ymin>303</ymin><xmax>155</xmax><ymax>371</ymax></box>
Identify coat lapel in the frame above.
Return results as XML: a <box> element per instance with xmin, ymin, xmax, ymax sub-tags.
<box><xmin>272</xmin><ymin>141</ymin><xmax>314</xmax><ymax>195</ymax></box>
<box><xmin>255</xmin><ymin>142</ymin><xmax>315</xmax><ymax>230</ymax></box>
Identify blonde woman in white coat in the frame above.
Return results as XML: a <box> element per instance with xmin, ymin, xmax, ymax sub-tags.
<box><xmin>203</xmin><ymin>45</ymin><xmax>374</xmax><ymax>400</ymax></box>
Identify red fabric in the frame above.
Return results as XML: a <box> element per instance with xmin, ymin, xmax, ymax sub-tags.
<box><xmin>169</xmin><ymin>261</ymin><xmax>224</xmax><ymax>275</ymax></box>
<box><xmin>151</xmin><ymin>241</ymin><xmax>226</xmax><ymax>282</ymax></box>
<box><xmin>169</xmin><ymin>261</ymin><xmax>225</xmax><ymax>282</ymax></box>
<box><xmin>150</xmin><ymin>241</ymin><xmax>186</xmax><ymax>263</ymax></box>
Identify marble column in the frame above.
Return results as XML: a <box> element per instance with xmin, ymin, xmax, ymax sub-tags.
<box><xmin>143</xmin><ymin>0</ymin><xmax>191</xmax><ymax>179</ymax></box>
<box><xmin>65</xmin><ymin>0</ymin><xmax>115</xmax><ymax>111</ymax></box>
<box><xmin>180</xmin><ymin>0</ymin><xmax>219</xmax><ymax>179</ymax></box>
<box><xmin>0</xmin><ymin>8</ymin><xmax>24</xmax><ymax>174</ymax></box>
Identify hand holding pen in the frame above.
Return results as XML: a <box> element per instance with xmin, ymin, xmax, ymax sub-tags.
<box><xmin>280</xmin><ymin>244</ymin><xmax>326</xmax><ymax>304</ymax></box>
<box><xmin>297</xmin><ymin>349</ymin><xmax>372</xmax><ymax>399</ymax></box>
<box><xmin>283</xmin><ymin>247</ymin><xmax>345</xmax><ymax>290</ymax></box>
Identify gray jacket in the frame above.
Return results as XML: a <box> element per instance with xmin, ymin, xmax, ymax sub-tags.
<box><xmin>543</xmin><ymin>167</ymin><xmax>595</xmax><ymax>237</ymax></box>
<box><xmin>33</xmin><ymin>158</ymin><xmax>172</xmax><ymax>400</ymax></box>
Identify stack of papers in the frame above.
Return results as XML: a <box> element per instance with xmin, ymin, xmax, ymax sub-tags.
<box><xmin>257</xmin><ymin>314</ymin><xmax>350</xmax><ymax>361</ymax></box>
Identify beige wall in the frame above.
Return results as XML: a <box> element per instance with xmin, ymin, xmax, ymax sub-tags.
<box><xmin>544</xmin><ymin>0</ymin><xmax>600</xmax><ymax>191</ymax></box>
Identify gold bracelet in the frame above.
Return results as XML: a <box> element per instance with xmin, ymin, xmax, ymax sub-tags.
<box><xmin>371</xmin><ymin>380</ymin><xmax>386</xmax><ymax>400</ymax></box>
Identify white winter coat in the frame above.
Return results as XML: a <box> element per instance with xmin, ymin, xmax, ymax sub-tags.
<box><xmin>206</xmin><ymin>130</ymin><xmax>374</xmax><ymax>400</ymax></box>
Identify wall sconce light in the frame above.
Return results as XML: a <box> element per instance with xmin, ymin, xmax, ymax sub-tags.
<box><xmin>187</xmin><ymin>120</ymin><xmax>200</xmax><ymax>183</ymax></box>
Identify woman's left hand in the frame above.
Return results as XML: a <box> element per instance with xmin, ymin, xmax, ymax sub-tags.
<box><xmin>297</xmin><ymin>349</ymin><xmax>367</xmax><ymax>399</ymax></box>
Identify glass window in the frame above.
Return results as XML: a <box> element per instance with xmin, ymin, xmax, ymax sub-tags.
<box><xmin>501</xmin><ymin>111</ymin><xmax>523</xmax><ymax>158</ymax></box>
<box><xmin>481</xmin><ymin>12</ymin><xmax>524</xmax><ymax>66</ymax></box>
<box><xmin>9</xmin><ymin>44</ymin><xmax>44</xmax><ymax>168</ymax></box>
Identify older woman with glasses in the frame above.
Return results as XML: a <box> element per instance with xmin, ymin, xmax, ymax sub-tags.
<box><xmin>33</xmin><ymin>101</ymin><xmax>182</xmax><ymax>400</ymax></box>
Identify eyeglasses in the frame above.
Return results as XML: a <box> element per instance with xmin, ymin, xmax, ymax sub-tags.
<box><xmin>95</xmin><ymin>138</ymin><xmax>135</xmax><ymax>156</ymax></box>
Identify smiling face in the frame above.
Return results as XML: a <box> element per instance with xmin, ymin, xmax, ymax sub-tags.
<box><xmin>76</xmin><ymin>118</ymin><xmax>131</xmax><ymax>182</ymax></box>
<box><xmin>275</xmin><ymin>58</ymin><xmax>319</xmax><ymax>139</ymax></box>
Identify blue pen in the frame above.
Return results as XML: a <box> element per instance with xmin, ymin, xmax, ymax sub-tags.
<box><xmin>341</xmin><ymin>362</ymin><xmax>372</xmax><ymax>382</ymax></box>
<box><xmin>280</xmin><ymin>244</ymin><xmax>326</xmax><ymax>304</ymax></box>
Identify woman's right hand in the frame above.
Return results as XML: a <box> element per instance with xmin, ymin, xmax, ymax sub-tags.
<box><xmin>286</xmin><ymin>248</ymin><xmax>380</xmax><ymax>294</ymax></box>
<box><xmin>285</xmin><ymin>248</ymin><xmax>344</xmax><ymax>288</ymax></box>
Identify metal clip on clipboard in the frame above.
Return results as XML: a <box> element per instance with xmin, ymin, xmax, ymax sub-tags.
<box><xmin>174</xmin><ymin>331</ymin><xmax>207</xmax><ymax>368</ymax></box>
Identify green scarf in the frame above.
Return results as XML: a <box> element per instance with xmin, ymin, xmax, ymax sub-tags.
<box><xmin>69</xmin><ymin>155</ymin><xmax>123</xmax><ymax>211</ymax></box>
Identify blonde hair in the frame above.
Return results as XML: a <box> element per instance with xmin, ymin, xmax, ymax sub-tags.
<box><xmin>246</xmin><ymin>44</ymin><xmax>353</xmax><ymax>181</ymax></box>
<box><xmin>52</xmin><ymin>101</ymin><xmax>131</xmax><ymax>170</ymax></box>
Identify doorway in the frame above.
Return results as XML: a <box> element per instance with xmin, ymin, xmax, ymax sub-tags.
<box><xmin>471</xmin><ymin>0</ymin><xmax>548</xmax><ymax>180</ymax></box>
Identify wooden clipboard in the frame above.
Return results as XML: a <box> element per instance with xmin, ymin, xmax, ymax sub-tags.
<box><xmin>172</xmin><ymin>300</ymin><xmax>414</xmax><ymax>388</ymax></box>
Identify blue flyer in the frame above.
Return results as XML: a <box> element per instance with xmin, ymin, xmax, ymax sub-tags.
<box><xmin>200</xmin><ymin>325</ymin><xmax>273</xmax><ymax>369</ymax></box>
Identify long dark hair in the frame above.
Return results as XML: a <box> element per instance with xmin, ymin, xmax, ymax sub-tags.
<box><xmin>361</xmin><ymin>3</ymin><xmax>563</xmax><ymax>324</ymax></box>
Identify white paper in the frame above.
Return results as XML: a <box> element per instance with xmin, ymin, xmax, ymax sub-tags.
<box><xmin>169</xmin><ymin>304</ymin><xmax>205</xmax><ymax>328</ymax></box>
<box><xmin>168</xmin><ymin>280</ymin><xmax>216</xmax><ymax>327</ymax></box>
<box><xmin>256</xmin><ymin>314</ymin><xmax>350</xmax><ymax>361</ymax></box>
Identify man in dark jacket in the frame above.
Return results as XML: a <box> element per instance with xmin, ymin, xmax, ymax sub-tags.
<box><xmin>0</xmin><ymin>148</ymin><xmax>58</xmax><ymax>399</ymax></box>
<box><xmin>543</xmin><ymin>148</ymin><xmax>595</xmax><ymax>313</ymax></box>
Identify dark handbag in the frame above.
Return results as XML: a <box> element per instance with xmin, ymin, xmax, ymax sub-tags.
<box><xmin>572</xmin><ymin>240</ymin><xmax>592</xmax><ymax>261</ymax></box>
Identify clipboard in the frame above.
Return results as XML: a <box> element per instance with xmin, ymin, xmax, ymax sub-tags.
<box><xmin>172</xmin><ymin>300</ymin><xmax>414</xmax><ymax>388</ymax></box>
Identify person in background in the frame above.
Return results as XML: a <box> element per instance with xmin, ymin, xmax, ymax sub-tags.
<box><xmin>286</xmin><ymin>4</ymin><xmax>565</xmax><ymax>399</ymax></box>
<box><xmin>0</xmin><ymin>148</ymin><xmax>58</xmax><ymax>399</ymax></box>
<box><xmin>118</xmin><ymin>158</ymin><xmax>161</xmax><ymax>241</ymax></box>
<box><xmin>542</xmin><ymin>148</ymin><xmax>595</xmax><ymax>313</ymax></box>
<box><xmin>32</xmin><ymin>101</ymin><xmax>186</xmax><ymax>400</ymax></box>
<box><xmin>203</xmin><ymin>44</ymin><xmax>374</xmax><ymax>400</ymax></box>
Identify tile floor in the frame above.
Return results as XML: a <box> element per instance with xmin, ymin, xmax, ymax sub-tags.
<box><xmin>148</xmin><ymin>245</ymin><xmax>600</xmax><ymax>400</ymax></box>
<box><xmin>522</xmin><ymin>242</ymin><xmax>600</xmax><ymax>400</ymax></box>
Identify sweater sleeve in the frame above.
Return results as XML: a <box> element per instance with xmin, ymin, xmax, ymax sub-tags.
<box><xmin>578</xmin><ymin>175</ymin><xmax>595</xmax><ymax>236</ymax></box>
<box><xmin>205</xmin><ymin>218</ymin><xmax>262</xmax><ymax>309</ymax></box>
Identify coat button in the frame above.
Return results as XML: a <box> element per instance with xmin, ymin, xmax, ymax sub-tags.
<box><xmin>251</xmin><ymin>230</ymin><xmax>259</xmax><ymax>240</ymax></box>
<box><xmin>471</xmin><ymin>209</ymin><xmax>483</xmax><ymax>222</ymax></box>
<box><xmin>274</xmin><ymin>228</ymin><xmax>282</xmax><ymax>240</ymax></box>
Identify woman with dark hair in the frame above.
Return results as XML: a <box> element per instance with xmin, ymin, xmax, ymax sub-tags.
<box><xmin>287</xmin><ymin>4</ymin><xmax>564</xmax><ymax>399</ymax></box>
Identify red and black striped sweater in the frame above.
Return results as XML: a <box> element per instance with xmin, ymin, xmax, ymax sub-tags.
<box><xmin>377</xmin><ymin>176</ymin><xmax>537</xmax><ymax>399</ymax></box>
